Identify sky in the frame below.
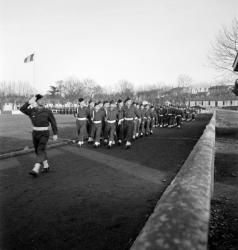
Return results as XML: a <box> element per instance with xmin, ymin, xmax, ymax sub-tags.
<box><xmin>1</xmin><ymin>0</ymin><xmax>238</xmax><ymax>94</ymax></box>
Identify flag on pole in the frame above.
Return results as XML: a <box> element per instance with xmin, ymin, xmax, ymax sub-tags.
<box><xmin>24</xmin><ymin>53</ymin><xmax>34</xmax><ymax>63</ymax></box>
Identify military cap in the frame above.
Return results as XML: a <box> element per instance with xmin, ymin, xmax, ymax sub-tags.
<box><xmin>35</xmin><ymin>94</ymin><xmax>43</xmax><ymax>101</ymax></box>
<box><xmin>78</xmin><ymin>98</ymin><xmax>84</xmax><ymax>103</ymax></box>
<box><xmin>110</xmin><ymin>100</ymin><xmax>115</xmax><ymax>104</ymax></box>
<box><xmin>124</xmin><ymin>97</ymin><xmax>131</xmax><ymax>103</ymax></box>
<box><xmin>95</xmin><ymin>101</ymin><xmax>101</xmax><ymax>106</ymax></box>
<box><xmin>117</xmin><ymin>99</ymin><xmax>123</xmax><ymax>103</ymax></box>
<box><xmin>103</xmin><ymin>100</ymin><xmax>109</xmax><ymax>105</ymax></box>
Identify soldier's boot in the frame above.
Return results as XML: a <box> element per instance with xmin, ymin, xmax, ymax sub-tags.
<box><xmin>41</xmin><ymin>160</ymin><xmax>50</xmax><ymax>173</ymax></box>
<box><xmin>125</xmin><ymin>141</ymin><xmax>131</xmax><ymax>149</ymax></box>
<box><xmin>29</xmin><ymin>163</ymin><xmax>41</xmax><ymax>177</ymax></box>
<box><xmin>88</xmin><ymin>137</ymin><xmax>94</xmax><ymax>144</ymax></box>
<box><xmin>108</xmin><ymin>141</ymin><xmax>112</xmax><ymax>149</ymax></box>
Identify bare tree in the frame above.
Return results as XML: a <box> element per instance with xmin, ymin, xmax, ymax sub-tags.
<box><xmin>177</xmin><ymin>74</ymin><xmax>193</xmax><ymax>88</ymax></box>
<box><xmin>118</xmin><ymin>79</ymin><xmax>134</xmax><ymax>99</ymax></box>
<box><xmin>208</xmin><ymin>18</ymin><xmax>238</xmax><ymax>75</ymax></box>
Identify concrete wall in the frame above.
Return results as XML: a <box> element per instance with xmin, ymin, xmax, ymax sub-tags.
<box><xmin>130</xmin><ymin>112</ymin><xmax>216</xmax><ymax>250</ymax></box>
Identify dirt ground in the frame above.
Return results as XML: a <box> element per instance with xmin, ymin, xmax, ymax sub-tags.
<box><xmin>209</xmin><ymin>133</ymin><xmax>238</xmax><ymax>250</ymax></box>
<box><xmin>0</xmin><ymin>114</ymin><xmax>210</xmax><ymax>250</ymax></box>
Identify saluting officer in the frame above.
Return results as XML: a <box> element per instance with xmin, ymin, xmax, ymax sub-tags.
<box><xmin>20</xmin><ymin>94</ymin><xmax>58</xmax><ymax>177</ymax></box>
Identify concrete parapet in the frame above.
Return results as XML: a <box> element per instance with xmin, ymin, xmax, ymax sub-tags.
<box><xmin>130</xmin><ymin>112</ymin><xmax>216</xmax><ymax>250</ymax></box>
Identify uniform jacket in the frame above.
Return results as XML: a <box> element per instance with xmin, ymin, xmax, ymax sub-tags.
<box><xmin>20</xmin><ymin>102</ymin><xmax>58</xmax><ymax>135</ymax></box>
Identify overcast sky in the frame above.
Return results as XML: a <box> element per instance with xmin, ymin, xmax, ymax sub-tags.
<box><xmin>1</xmin><ymin>0</ymin><xmax>238</xmax><ymax>93</ymax></box>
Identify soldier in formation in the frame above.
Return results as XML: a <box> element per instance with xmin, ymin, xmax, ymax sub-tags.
<box><xmin>73</xmin><ymin>97</ymin><xmax>197</xmax><ymax>149</ymax></box>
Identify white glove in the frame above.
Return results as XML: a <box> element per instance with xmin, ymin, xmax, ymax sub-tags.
<box><xmin>53</xmin><ymin>135</ymin><xmax>58</xmax><ymax>141</ymax></box>
<box><xmin>28</xmin><ymin>96</ymin><xmax>36</xmax><ymax>105</ymax></box>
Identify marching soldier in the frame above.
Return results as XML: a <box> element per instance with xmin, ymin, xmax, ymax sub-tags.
<box><xmin>105</xmin><ymin>100</ymin><xmax>118</xmax><ymax>149</ymax></box>
<box><xmin>116</xmin><ymin>99</ymin><xmax>124</xmax><ymax>145</ymax></box>
<box><xmin>139</xmin><ymin>104</ymin><xmax>146</xmax><ymax>136</ymax></box>
<box><xmin>144</xmin><ymin>104</ymin><xmax>151</xmax><ymax>136</ymax></box>
<box><xmin>135</xmin><ymin>103</ymin><xmax>141</xmax><ymax>138</ymax></box>
<box><xmin>175</xmin><ymin>106</ymin><xmax>183</xmax><ymax>128</ymax></box>
<box><xmin>87</xmin><ymin>100</ymin><xmax>95</xmax><ymax>143</ymax></box>
<box><xmin>150</xmin><ymin>106</ymin><xmax>157</xmax><ymax>134</ymax></box>
<box><xmin>20</xmin><ymin>94</ymin><xmax>58</xmax><ymax>177</ymax></box>
<box><xmin>132</xmin><ymin>102</ymin><xmax>139</xmax><ymax>140</ymax></box>
<box><xmin>102</xmin><ymin>101</ymin><xmax>109</xmax><ymax>144</ymax></box>
<box><xmin>76</xmin><ymin>98</ymin><xmax>88</xmax><ymax>147</ymax></box>
<box><xmin>91</xmin><ymin>102</ymin><xmax>104</xmax><ymax>148</ymax></box>
<box><xmin>123</xmin><ymin>97</ymin><xmax>140</xmax><ymax>149</ymax></box>
<box><xmin>157</xmin><ymin>106</ymin><xmax>164</xmax><ymax>127</ymax></box>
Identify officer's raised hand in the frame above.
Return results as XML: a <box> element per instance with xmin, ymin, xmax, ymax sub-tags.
<box><xmin>28</xmin><ymin>96</ymin><xmax>36</xmax><ymax>105</ymax></box>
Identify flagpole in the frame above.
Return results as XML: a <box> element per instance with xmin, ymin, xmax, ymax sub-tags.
<box><xmin>33</xmin><ymin>52</ymin><xmax>36</xmax><ymax>87</ymax></box>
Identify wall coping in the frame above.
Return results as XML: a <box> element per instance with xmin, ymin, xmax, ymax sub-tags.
<box><xmin>130</xmin><ymin>112</ymin><xmax>216</xmax><ymax>250</ymax></box>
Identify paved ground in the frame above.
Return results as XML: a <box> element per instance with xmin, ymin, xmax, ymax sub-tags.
<box><xmin>0</xmin><ymin>114</ymin><xmax>211</xmax><ymax>250</ymax></box>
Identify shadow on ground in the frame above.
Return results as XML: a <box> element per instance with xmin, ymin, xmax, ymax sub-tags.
<box><xmin>0</xmin><ymin>114</ymin><xmax>211</xmax><ymax>250</ymax></box>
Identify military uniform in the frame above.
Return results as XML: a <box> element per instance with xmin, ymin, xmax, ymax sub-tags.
<box><xmin>150</xmin><ymin>107</ymin><xmax>157</xmax><ymax>133</ymax></box>
<box><xmin>116</xmin><ymin>104</ymin><xmax>124</xmax><ymax>144</ymax></box>
<box><xmin>105</xmin><ymin>107</ymin><xmax>118</xmax><ymax>147</ymax></box>
<box><xmin>144</xmin><ymin>106</ymin><xmax>151</xmax><ymax>135</ymax></box>
<box><xmin>123</xmin><ymin>104</ymin><xmax>140</xmax><ymax>147</ymax></box>
<box><xmin>175</xmin><ymin>107</ymin><xmax>183</xmax><ymax>128</ymax></box>
<box><xmin>140</xmin><ymin>106</ymin><xmax>146</xmax><ymax>136</ymax></box>
<box><xmin>91</xmin><ymin>107</ymin><xmax>104</xmax><ymax>146</ymax></box>
<box><xmin>20</xmin><ymin>97</ymin><xmax>57</xmax><ymax>176</ymax></box>
<box><xmin>157</xmin><ymin>107</ymin><xmax>164</xmax><ymax>127</ymax></box>
<box><xmin>76</xmin><ymin>106</ymin><xmax>89</xmax><ymax>145</ymax></box>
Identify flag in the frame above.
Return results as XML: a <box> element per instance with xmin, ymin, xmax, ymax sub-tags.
<box><xmin>24</xmin><ymin>53</ymin><xmax>34</xmax><ymax>63</ymax></box>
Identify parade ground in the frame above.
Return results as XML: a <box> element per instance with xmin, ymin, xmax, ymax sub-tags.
<box><xmin>1</xmin><ymin>114</ymin><xmax>211</xmax><ymax>250</ymax></box>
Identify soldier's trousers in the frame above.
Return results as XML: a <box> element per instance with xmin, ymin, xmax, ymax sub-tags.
<box><xmin>150</xmin><ymin>118</ymin><xmax>155</xmax><ymax>131</ymax></box>
<box><xmin>32</xmin><ymin>130</ymin><xmax>49</xmax><ymax>163</ymax></box>
<box><xmin>87</xmin><ymin>120</ymin><xmax>93</xmax><ymax>137</ymax></box>
<box><xmin>76</xmin><ymin>120</ymin><xmax>87</xmax><ymax>141</ymax></box>
<box><xmin>145</xmin><ymin>118</ymin><xmax>151</xmax><ymax>134</ymax></box>
<box><xmin>124</xmin><ymin>120</ymin><xmax>133</xmax><ymax>142</ymax></box>
<box><xmin>92</xmin><ymin>123</ymin><xmax>102</xmax><ymax>143</ymax></box>
<box><xmin>117</xmin><ymin>122</ymin><xmax>124</xmax><ymax>141</ymax></box>
<box><xmin>176</xmin><ymin>115</ymin><xmax>182</xmax><ymax>126</ymax></box>
<box><xmin>105</xmin><ymin>122</ymin><xmax>116</xmax><ymax>141</ymax></box>
<box><xmin>133</xmin><ymin>119</ymin><xmax>139</xmax><ymax>136</ymax></box>
<box><xmin>158</xmin><ymin>115</ymin><xmax>163</xmax><ymax>126</ymax></box>
<box><xmin>167</xmin><ymin>114</ymin><xmax>172</xmax><ymax>126</ymax></box>
<box><xmin>140</xmin><ymin>120</ymin><xmax>145</xmax><ymax>135</ymax></box>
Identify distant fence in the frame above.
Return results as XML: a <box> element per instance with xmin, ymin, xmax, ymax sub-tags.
<box><xmin>130</xmin><ymin>112</ymin><xmax>216</xmax><ymax>250</ymax></box>
<box><xmin>51</xmin><ymin>108</ymin><xmax>77</xmax><ymax>115</ymax></box>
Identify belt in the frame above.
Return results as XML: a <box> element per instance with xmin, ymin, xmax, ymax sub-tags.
<box><xmin>159</xmin><ymin>115</ymin><xmax>164</xmax><ymax>116</ymax></box>
<box><xmin>168</xmin><ymin>113</ymin><xmax>172</xmax><ymax>115</ymax></box>
<box><xmin>118</xmin><ymin>118</ymin><xmax>124</xmax><ymax>122</ymax></box>
<box><xmin>33</xmin><ymin>126</ymin><xmax>49</xmax><ymax>131</ymax></box>
<box><xmin>124</xmin><ymin>117</ymin><xmax>133</xmax><ymax>121</ymax></box>
<box><xmin>143</xmin><ymin>117</ymin><xmax>147</xmax><ymax>119</ymax></box>
<box><xmin>107</xmin><ymin>120</ymin><xmax>116</xmax><ymax>123</ymax></box>
<box><xmin>77</xmin><ymin>117</ymin><xmax>87</xmax><ymax>121</ymax></box>
<box><xmin>177</xmin><ymin>115</ymin><xmax>182</xmax><ymax>117</ymax></box>
<box><xmin>93</xmin><ymin>120</ymin><xmax>101</xmax><ymax>124</ymax></box>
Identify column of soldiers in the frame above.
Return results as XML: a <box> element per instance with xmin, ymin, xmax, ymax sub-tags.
<box><xmin>20</xmin><ymin>94</ymin><xmax>197</xmax><ymax>177</ymax></box>
<box><xmin>75</xmin><ymin>97</ymin><xmax>197</xmax><ymax>149</ymax></box>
